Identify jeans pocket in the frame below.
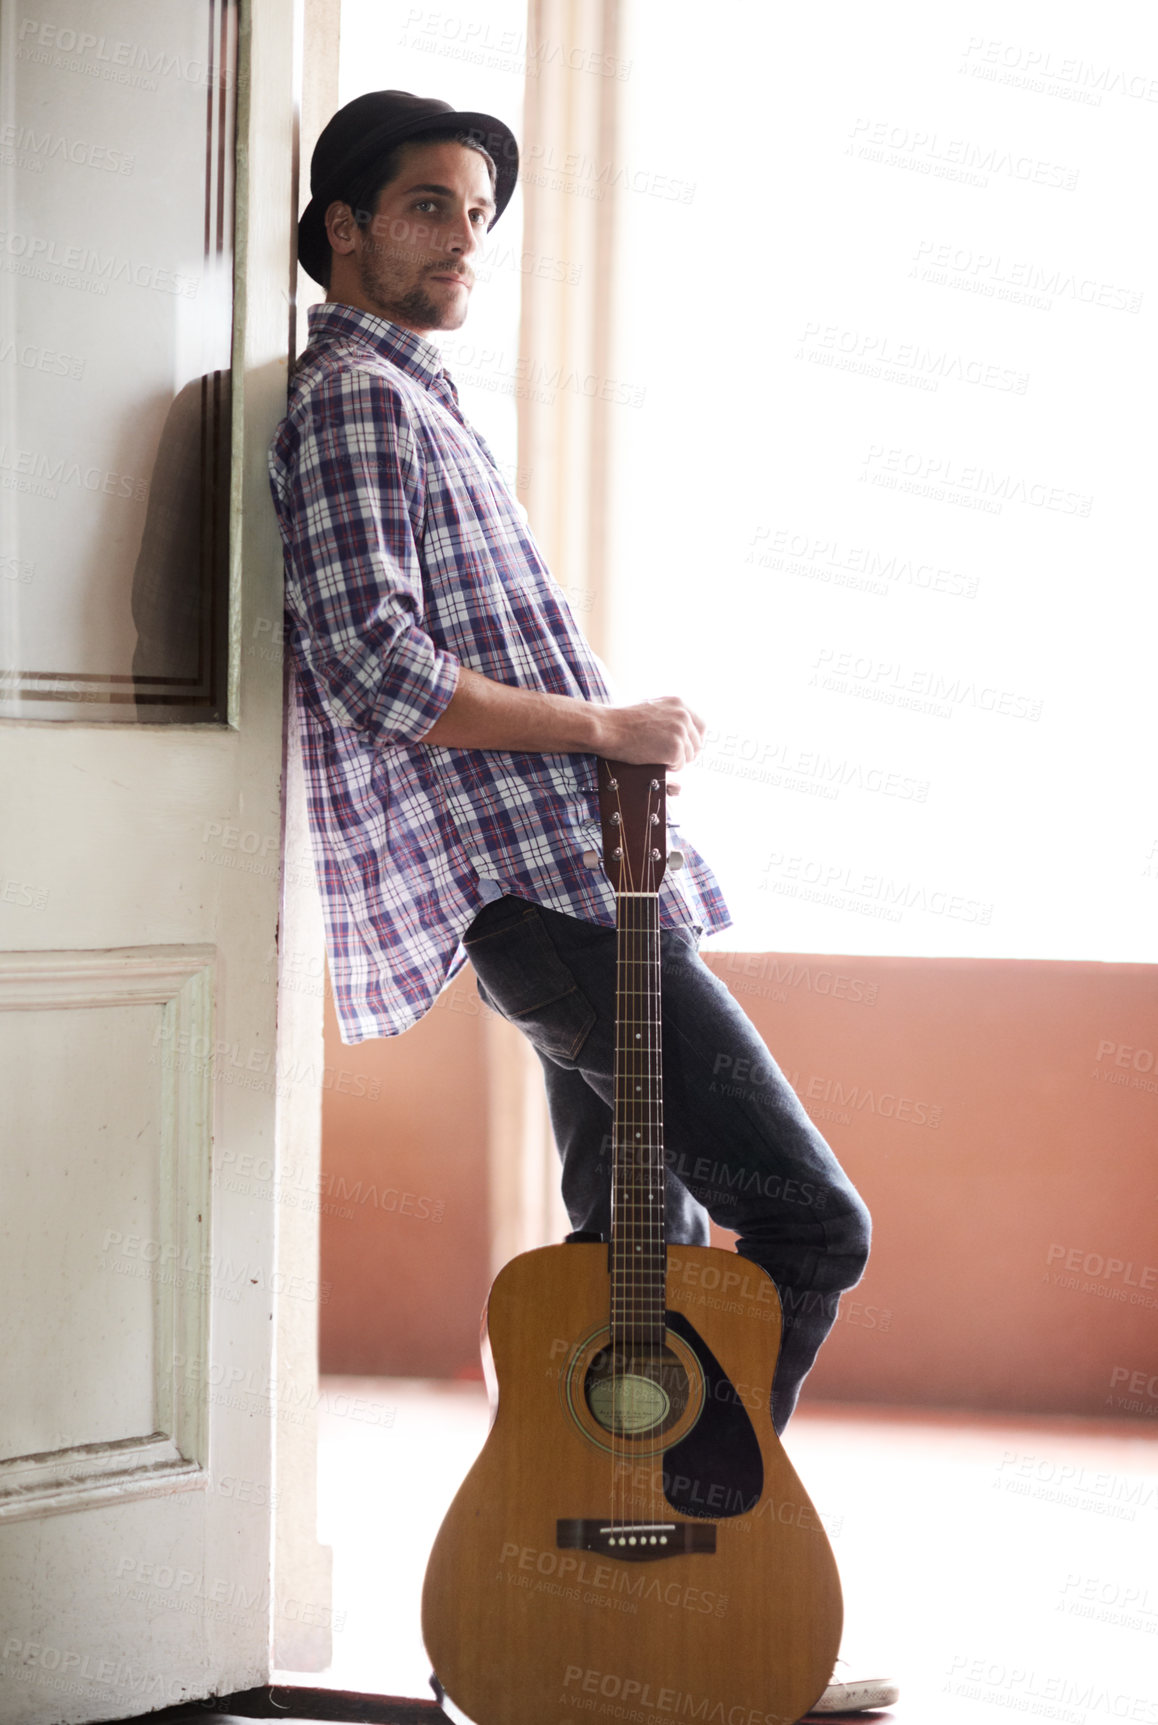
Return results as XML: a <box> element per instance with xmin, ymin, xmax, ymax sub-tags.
<box><xmin>464</xmin><ymin>903</ymin><xmax>597</xmax><ymax>1064</ymax></box>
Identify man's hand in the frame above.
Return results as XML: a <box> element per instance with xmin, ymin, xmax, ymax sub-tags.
<box><xmin>596</xmin><ymin>696</ymin><xmax>705</xmax><ymax>771</ymax></box>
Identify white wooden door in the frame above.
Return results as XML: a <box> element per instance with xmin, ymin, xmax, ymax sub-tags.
<box><xmin>0</xmin><ymin>2</ymin><xmax>326</xmax><ymax>1718</ymax></box>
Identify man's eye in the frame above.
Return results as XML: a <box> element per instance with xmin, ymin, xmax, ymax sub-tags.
<box><xmin>414</xmin><ymin>198</ymin><xmax>440</xmax><ymax>213</ymax></box>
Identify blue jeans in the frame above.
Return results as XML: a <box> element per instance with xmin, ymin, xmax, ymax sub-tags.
<box><xmin>462</xmin><ymin>895</ymin><xmax>872</xmax><ymax>1432</ymax></box>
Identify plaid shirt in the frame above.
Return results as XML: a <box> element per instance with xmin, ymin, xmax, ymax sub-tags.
<box><xmin>268</xmin><ymin>303</ymin><xmax>731</xmax><ymax>1042</ymax></box>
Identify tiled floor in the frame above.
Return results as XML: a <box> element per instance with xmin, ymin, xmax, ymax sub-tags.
<box><xmin>280</xmin><ymin>1379</ymin><xmax>1158</xmax><ymax>1722</ymax></box>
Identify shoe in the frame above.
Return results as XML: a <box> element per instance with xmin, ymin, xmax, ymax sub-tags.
<box><xmin>807</xmin><ymin>1658</ymin><xmax>900</xmax><ymax>1714</ymax></box>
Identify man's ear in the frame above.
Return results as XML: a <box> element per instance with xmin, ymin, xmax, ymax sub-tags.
<box><xmin>325</xmin><ymin>200</ymin><xmax>359</xmax><ymax>258</ymax></box>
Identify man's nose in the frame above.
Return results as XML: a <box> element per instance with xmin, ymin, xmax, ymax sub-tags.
<box><xmin>444</xmin><ymin>207</ymin><xmax>482</xmax><ymax>256</ymax></box>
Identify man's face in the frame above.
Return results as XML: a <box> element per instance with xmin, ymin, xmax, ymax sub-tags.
<box><xmin>325</xmin><ymin>138</ymin><xmax>496</xmax><ymax>334</ymax></box>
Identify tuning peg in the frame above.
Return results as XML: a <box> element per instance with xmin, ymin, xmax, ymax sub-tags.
<box><xmin>582</xmin><ymin>849</ymin><xmax>601</xmax><ymax>869</ymax></box>
<box><xmin>667</xmin><ymin>850</ymin><xmax>685</xmax><ymax>870</ymax></box>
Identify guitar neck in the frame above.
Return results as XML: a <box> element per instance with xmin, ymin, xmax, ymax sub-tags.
<box><xmin>610</xmin><ymin>887</ymin><xmax>666</xmax><ymax>1352</ymax></box>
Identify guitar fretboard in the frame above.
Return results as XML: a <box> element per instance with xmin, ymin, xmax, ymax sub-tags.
<box><xmin>610</xmin><ymin>891</ymin><xmax>666</xmax><ymax>1352</ymax></box>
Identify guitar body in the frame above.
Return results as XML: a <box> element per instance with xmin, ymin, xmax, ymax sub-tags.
<box><xmin>422</xmin><ymin>1242</ymin><xmax>842</xmax><ymax>1725</ymax></box>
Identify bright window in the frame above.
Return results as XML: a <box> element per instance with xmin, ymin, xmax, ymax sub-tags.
<box><xmin>606</xmin><ymin>2</ymin><xmax>1157</xmax><ymax>960</ymax></box>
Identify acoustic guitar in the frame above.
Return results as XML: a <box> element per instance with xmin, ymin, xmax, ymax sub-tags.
<box><xmin>422</xmin><ymin>760</ymin><xmax>842</xmax><ymax>1725</ymax></box>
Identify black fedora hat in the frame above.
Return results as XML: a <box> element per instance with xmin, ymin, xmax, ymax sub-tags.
<box><xmin>298</xmin><ymin>89</ymin><xmax>519</xmax><ymax>286</ymax></box>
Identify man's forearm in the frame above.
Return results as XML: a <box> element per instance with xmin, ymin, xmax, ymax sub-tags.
<box><xmin>419</xmin><ymin>666</ymin><xmax>705</xmax><ymax>770</ymax></box>
<box><xmin>419</xmin><ymin>665</ymin><xmax>609</xmax><ymax>754</ymax></box>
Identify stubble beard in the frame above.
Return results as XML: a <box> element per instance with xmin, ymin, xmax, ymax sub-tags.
<box><xmin>358</xmin><ymin>241</ymin><xmax>469</xmax><ymax>333</ymax></box>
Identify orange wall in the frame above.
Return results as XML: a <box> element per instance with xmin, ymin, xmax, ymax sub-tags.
<box><xmin>318</xmin><ymin>970</ymin><xmax>491</xmax><ymax>1379</ymax></box>
<box><xmin>319</xmin><ymin>952</ymin><xmax>1158</xmax><ymax>1420</ymax></box>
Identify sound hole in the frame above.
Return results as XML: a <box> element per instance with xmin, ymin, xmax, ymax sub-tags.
<box><xmin>584</xmin><ymin>1345</ymin><xmax>690</xmax><ymax>1439</ymax></box>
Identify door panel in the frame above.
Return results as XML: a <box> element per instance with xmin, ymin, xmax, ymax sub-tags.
<box><xmin>0</xmin><ymin>949</ymin><xmax>212</xmax><ymax>1504</ymax></box>
<box><xmin>0</xmin><ymin>0</ymin><xmax>236</xmax><ymax>722</ymax></box>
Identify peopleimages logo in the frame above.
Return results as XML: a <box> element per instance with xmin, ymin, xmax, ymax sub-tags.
<box><xmin>860</xmin><ymin>442</ymin><xmax>1093</xmax><ymax>517</ymax></box>
<box><xmin>761</xmin><ymin>851</ymin><xmax>994</xmax><ymax>927</ymax></box>
<box><xmin>560</xmin><ymin>1665</ymin><xmax>794</xmax><ymax>1724</ymax></box>
<box><xmin>811</xmin><ymin>647</ymin><xmax>1043</xmax><ymax>721</ymax></box>
<box><xmin>0</xmin><ymin>229</ymin><xmax>199</xmax><ymax>298</ymax></box>
<box><xmin>959</xmin><ymin>36</ymin><xmax>1158</xmax><ymax>104</ymax></box>
<box><xmin>1046</xmin><ymin>1243</ymin><xmax>1158</xmax><ymax>1290</ymax></box>
<box><xmin>0</xmin><ymin>441</ymin><xmax>148</xmax><ymax>502</ymax></box>
<box><xmin>16</xmin><ymin>17</ymin><xmax>234</xmax><ymax>90</ymax></box>
<box><xmin>746</xmin><ymin>526</ymin><xmax>979</xmax><ymax>600</ymax></box>
<box><xmin>0</xmin><ymin>122</ymin><xmax>135</xmax><ymax>174</ymax></box>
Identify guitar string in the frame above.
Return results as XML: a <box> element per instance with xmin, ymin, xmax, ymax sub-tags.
<box><xmin>612</xmin><ymin>771</ymin><xmax>632</xmax><ymax>1530</ymax></box>
<box><xmin>612</xmin><ymin>773</ymin><xmax>628</xmax><ymax>1530</ymax></box>
<box><xmin>620</xmin><ymin>772</ymin><xmax>637</xmax><ymax>1531</ymax></box>
<box><xmin>609</xmin><ymin>771</ymin><xmax>665</xmax><ymax>1531</ymax></box>
<box><xmin>609</xmin><ymin>769</ymin><xmax>621</xmax><ymax>1531</ymax></box>
<box><xmin>636</xmin><ymin>788</ymin><xmax>647</xmax><ymax>1521</ymax></box>
<box><xmin>648</xmin><ymin>827</ymin><xmax>663</xmax><ymax>1530</ymax></box>
<box><xmin>647</xmin><ymin>799</ymin><xmax>663</xmax><ymax>1530</ymax></box>
<box><xmin>634</xmin><ymin>804</ymin><xmax>648</xmax><ymax>1526</ymax></box>
<box><xmin>643</xmin><ymin>777</ymin><xmax>662</xmax><ymax>1531</ymax></box>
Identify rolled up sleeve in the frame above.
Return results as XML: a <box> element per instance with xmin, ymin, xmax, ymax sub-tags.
<box><xmin>275</xmin><ymin>368</ymin><xmax>459</xmax><ymax>746</ymax></box>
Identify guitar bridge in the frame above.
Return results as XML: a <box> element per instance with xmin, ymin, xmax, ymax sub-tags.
<box><xmin>557</xmin><ymin>1518</ymin><xmax>716</xmax><ymax>1562</ymax></box>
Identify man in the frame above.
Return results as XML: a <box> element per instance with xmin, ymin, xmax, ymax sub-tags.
<box><xmin>269</xmin><ymin>91</ymin><xmax>893</xmax><ymax>1716</ymax></box>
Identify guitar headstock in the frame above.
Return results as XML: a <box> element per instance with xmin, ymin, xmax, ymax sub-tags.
<box><xmin>596</xmin><ymin>759</ymin><xmax>668</xmax><ymax>895</ymax></box>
